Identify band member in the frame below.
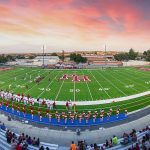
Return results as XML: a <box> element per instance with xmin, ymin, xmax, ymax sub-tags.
<box><xmin>79</xmin><ymin>114</ymin><xmax>82</xmax><ymax>123</ymax></box>
<box><xmin>100</xmin><ymin>114</ymin><xmax>104</xmax><ymax>122</ymax></box>
<box><xmin>74</xmin><ymin>111</ymin><xmax>78</xmax><ymax>120</ymax></box>
<box><xmin>48</xmin><ymin>113</ymin><xmax>52</xmax><ymax>122</ymax></box>
<box><xmin>116</xmin><ymin>108</ymin><xmax>120</xmax><ymax>118</ymax></box>
<box><xmin>107</xmin><ymin>111</ymin><xmax>111</xmax><ymax>120</ymax></box>
<box><xmin>5</xmin><ymin>101</ymin><xmax>8</xmax><ymax>110</ymax></box>
<box><xmin>53</xmin><ymin>101</ymin><xmax>56</xmax><ymax>109</ymax></box>
<box><xmin>93</xmin><ymin>114</ymin><xmax>96</xmax><ymax>123</ymax></box>
<box><xmin>22</xmin><ymin>105</ymin><xmax>26</xmax><ymax>117</ymax></box>
<box><xmin>31</xmin><ymin>110</ymin><xmax>34</xmax><ymax>119</ymax></box>
<box><xmin>64</xmin><ymin>115</ymin><xmax>67</xmax><ymax>124</ymax></box>
<box><xmin>125</xmin><ymin>109</ymin><xmax>128</xmax><ymax>117</ymax></box>
<box><xmin>12</xmin><ymin>102</ymin><xmax>14</xmax><ymax>113</ymax></box>
<box><xmin>39</xmin><ymin>113</ymin><xmax>42</xmax><ymax>121</ymax></box>
<box><xmin>38</xmin><ymin>107</ymin><xmax>41</xmax><ymax>115</ymax></box>
<box><xmin>71</xmin><ymin>115</ymin><xmax>74</xmax><ymax>124</ymax></box>
<box><xmin>94</xmin><ymin>111</ymin><xmax>98</xmax><ymax>116</ymax></box>
<box><xmin>66</xmin><ymin>101</ymin><xmax>69</xmax><ymax>110</ymax></box>
<box><xmin>17</xmin><ymin>104</ymin><xmax>20</xmax><ymax>115</ymax></box>
<box><xmin>85</xmin><ymin>114</ymin><xmax>89</xmax><ymax>124</ymax></box>
<box><xmin>57</xmin><ymin>114</ymin><xmax>60</xmax><ymax>123</ymax></box>
<box><xmin>109</xmin><ymin>108</ymin><xmax>113</xmax><ymax>115</ymax></box>
<box><xmin>82</xmin><ymin>111</ymin><xmax>86</xmax><ymax>118</ymax></box>
<box><xmin>0</xmin><ymin>101</ymin><xmax>2</xmax><ymax>108</ymax></box>
<box><xmin>100</xmin><ymin>109</ymin><xmax>105</xmax><ymax>115</ymax></box>
<box><xmin>46</xmin><ymin>109</ymin><xmax>49</xmax><ymax>117</ymax></box>
<box><xmin>55</xmin><ymin>111</ymin><xmax>58</xmax><ymax>118</ymax></box>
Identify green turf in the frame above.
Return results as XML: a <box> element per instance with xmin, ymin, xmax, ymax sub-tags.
<box><xmin>0</xmin><ymin>67</ymin><xmax>150</xmax><ymax>101</ymax></box>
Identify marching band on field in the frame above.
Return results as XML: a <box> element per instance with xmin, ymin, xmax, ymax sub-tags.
<box><xmin>0</xmin><ymin>90</ymin><xmax>128</xmax><ymax>123</ymax></box>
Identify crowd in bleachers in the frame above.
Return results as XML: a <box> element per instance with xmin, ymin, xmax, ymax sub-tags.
<box><xmin>85</xmin><ymin>126</ymin><xmax>150</xmax><ymax>150</ymax></box>
<box><xmin>0</xmin><ymin>120</ymin><xmax>150</xmax><ymax>150</ymax></box>
<box><xmin>0</xmin><ymin>121</ymin><xmax>40</xmax><ymax>150</ymax></box>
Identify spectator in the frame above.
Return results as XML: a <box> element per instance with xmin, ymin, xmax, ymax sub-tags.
<box><xmin>36</xmin><ymin>138</ymin><xmax>40</xmax><ymax>146</ymax></box>
<box><xmin>70</xmin><ymin>141</ymin><xmax>76</xmax><ymax>150</ymax></box>
<box><xmin>1</xmin><ymin>123</ymin><xmax>6</xmax><ymax>130</ymax></box>
<box><xmin>27</xmin><ymin>136</ymin><xmax>32</xmax><ymax>145</ymax></box>
<box><xmin>39</xmin><ymin>146</ymin><xmax>44</xmax><ymax>150</ymax></box>
<box><xmin>112</xmin><ymin>135</ymin><xmax>118</xmax><ymax>145</ymax></box>
<box><xmin>93</xmin><ymin>143</ymin><xmax>99</xmax><ymax>150</ymax></box>
<box><xmin>16</xmin><ymin>142</ymin><xmax>22</xmax><ymax>150</ymax></box>
<box><xmin>105</xmin><ymin>139</ymin><xmax>109</xmax><ymax>147</ymax></box>
<box><xmin>46</xmin><ymin>147</ymin><xmax>50</xmax><ymax>150</ymax></box>
<box><xmin>11</xmin><ymin>139</ymin><xmax>17</xmax><ymax>150</ymax></box>
<box><xmin>108</xmin><ymin>138</ymin><xmax>112</xmax><ymax>147</ymax></box>
<box><xmin>89</xmin><ymin>144</ymin><xmax>94</xmax><ymax>150</ymax></box>
<box><xmin>32</xmin><ymin>137</ymin><xmax>36</xmax><ymax>145</ymax></box>
<box><xmin>133</xmin><ymin>143</ymin><xmax>140</xmax><ymax>150</ymax></box>
<box><xmin>132</xmin><ymin>133</ymin><xmax>137</xmax><ymax>142</ymax></box>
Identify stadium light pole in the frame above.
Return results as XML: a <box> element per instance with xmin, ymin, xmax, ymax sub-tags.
<box><xmin>42</xmin><ymin>45</ymin><xmax>45</xmax><ymax>68</ymax></box>
<box><xmin>105</xmin><ymin>45</ymin><xmax>107</xmax><ymax>66</ymax></box>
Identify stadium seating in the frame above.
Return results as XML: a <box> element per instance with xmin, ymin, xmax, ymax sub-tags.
<box><xmin>0</xmin><ymin>127</ymin><xmax>61</xmax><ymax>150</ymax></box>
<box><xmin>0</xmin><ymin>122</ymin><xmax>149</xmax><ymax>150</ymax></box>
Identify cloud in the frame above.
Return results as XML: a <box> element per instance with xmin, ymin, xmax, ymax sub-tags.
<box><xmin>0</xmin><ymin>0</ymin><xmax>150</xmax><ymax>52</ymax></box>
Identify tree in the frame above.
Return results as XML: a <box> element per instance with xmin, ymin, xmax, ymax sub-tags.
<box><xmin>128</xmin><ymin>48</ymin><xmax>138</xmax><ymax>60</ymax></box>
<box><xmin>29</xmin><ymin>55</ymin><xmax>36</xmax><ymax>59</ymax></box>
<box><xmin>51</xmin><ymin>53</ymin><xmax>58</xmax><ymax>56</ymax></box>
<box><xmin>114</xmin><ymin>53</ymin><xmax>129</xmax><ymax>61</ymax></box>
<box><xmin>145</xmin><ymin>50</ymin><xmax>150</xmax><ymax>61</ymax></box>
<box><xmin>69</xmin><ymin>53</ymin><xmax>87</xmax><ymax>63</ymax></box>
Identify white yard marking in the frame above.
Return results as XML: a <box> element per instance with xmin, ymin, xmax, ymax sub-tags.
<box><xmin>24</xmin><ymin>70</ymin><xmax>52</xmax><ymax>94</ymax></box>
<box><xmin>0</xmin><ymin>69</ymin><xmax>34</xmax><ymax>89</ymax></box>
<box><xmin>99</xmin><ymin>88</ymin><xmax>110</xmax><ymax>91</ymax></box>
<box><xmin>145</xmin><ymin>81</ymin><xmax>150</xmax><ymax>84</ymax></box>
<box><xmin>106</xmin><ymin>70</ymin><xmax>139</xmax><ymax>93</ymax></box>
<box><xmin>81</xmin><ymin>70</ymin><xmax>94</xmax><ymax>101</ymax></box>
<box><xmin>96</xmin><ymin>70</ymin><xmax>127</xmax><ymax>96</ymax></box>
<box><xmin>125</xmin><ymin>84</ymin><xmax>134</xmax><ymax>88</ymax></box>
<box><xmin>54</xmin><ymin>70</ymin><xmax>69</xmax><ymax>101</ymax></box>
<box><xmin>37</xmin><ymin>71</ymin><xmax>61</xmax><ymax>98</ymax></box>
<box><xmin>89</xmin><ymin>70</ymin><xmax>111</xmax><ymax>98</ymax></box>
<box><xmin>117</xmin><ymin>70</ymin><xmax>150</xmax><ymax>89</ymax></box>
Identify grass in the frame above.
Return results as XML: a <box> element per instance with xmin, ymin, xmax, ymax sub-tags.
<box><xmin>0</xmin><ymin>67</ymin><xmax>149</xmax><ymax>101</ymax></box>
<box><xmin>0</xmin><ymin>66</ymin><xmax>149</xmax><ymax>117</ymax></box>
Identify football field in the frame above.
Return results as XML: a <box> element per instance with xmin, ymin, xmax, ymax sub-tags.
<box><xmin>0</xmin><ymin>67</ymin><xmax>150</xmax><ymax>102</ymax></box>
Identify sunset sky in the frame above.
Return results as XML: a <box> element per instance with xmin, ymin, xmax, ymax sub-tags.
<box><xmin>0</xmin><ymin>0</ymin><xmax>150</xmax><ymax>53</ymax></box>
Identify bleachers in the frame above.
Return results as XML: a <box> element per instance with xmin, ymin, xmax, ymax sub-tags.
<box><xmin>0</xmin><ymin>124</ymin><xmax>149</xmax><ymax>150</ymax></box>
<box><xmin>87</xmin><ymin>126</ymin><xmax>149</xmax><ymax>150</ymax></box>
<box><xmin>0</xmin><ymin>128</ymin><xmax>60</xmax><ymax>150</ymax></box>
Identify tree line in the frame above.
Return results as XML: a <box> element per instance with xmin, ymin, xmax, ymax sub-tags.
<box><xmin>114</xmin><ymin>49</ymin><xmax>150</xmax><ymax>61</ymax></box>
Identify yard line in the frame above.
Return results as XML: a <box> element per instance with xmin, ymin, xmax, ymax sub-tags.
<box><xmin>127</xmin><ymin>68</ymin><xmax>150</xmax><ymax>77</ymax></box>
<box><xmin>37</xmin><ymin>70</ymin><xmax>61</xmax><ymax>98</ymax></box>
<box><xmin>89</xmin><ymin>70</ymin><xmax>111</xmax><ymax>98</ymax></box>
<box><xmin>0</xmin><ymin>68</ymin><xmax>24</xmax><ymax>79</ymax></box>
<box><xmin>118</xmin><ymin>70</ymin><xmax>150</xmax><ymax>89</ymax></box>
<box><xmin>96</xmin><ymin>70</ymin><xmax>127</xmax><ymax>96</ymax></box>
<box><xmin>6</xmin><ymin>69</ymin><xmax>44</xmax><ymax>91</ymax></box>
<box><xmin>106</xmin><ymin>70</ymin><xmax>140</xmax><ymax>93</ymax></box>
<box><xmin>54</xmin><ymin>70</ymin><xmax>69</xmax><ymax>101</ymax></box>
<box><xmin>81</xmin><ymin>70</ymin><xmax>94</xmax><ymax>101</ymax></box>
<box><xmin>24</xmin><ymin>69</ymin><xmax>52</xmax><ymax>94</ymax></box>
<box><xmin>0</xmin><ymin>68</ymin><xmax>34</xmax><ymax>89</ymax></box>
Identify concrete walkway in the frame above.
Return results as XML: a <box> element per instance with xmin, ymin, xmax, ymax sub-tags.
<box><xmin>0</xmin><ymin>111</ymin><xmax>150</xmax><ymax>146</ymax></box>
